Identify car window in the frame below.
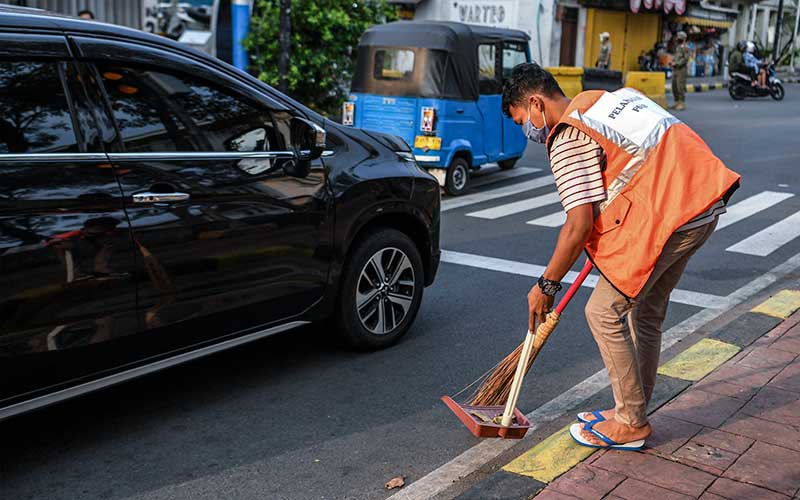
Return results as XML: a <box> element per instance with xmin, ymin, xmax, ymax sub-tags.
<box><xmin>479</xmin><ymin>44</ymin><xmax>501</xmax><ymax>95</ymax></box>
<box><xmin>374</xmin><ymin>49</ymin><xmax>415</xmax><ymax>80</ymax></box>
<box><xmin>502</xmin><ymin>43</ymin><xmax>528</xmax><ymax>79</ymax></box>
<box><xmin>0</xmin><ymin>61</ymin><xmax>79</xmax><ymax>154</ymax></box>
<box><xmin>96</xmin><ymin>64</ymin><xmax>283</xmax><ymax>153</ymax></box>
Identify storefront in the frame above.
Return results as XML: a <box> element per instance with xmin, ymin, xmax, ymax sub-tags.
<box><xmin>664</xmin><ymin>6</ymin><xmax>735</xmax><ymax>77</ymax></box>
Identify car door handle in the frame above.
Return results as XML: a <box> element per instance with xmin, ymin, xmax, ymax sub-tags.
<box><xmin>456</xmin><ymin>108</ymin><xmax>465</xmax><ymax>114</ymax></box>
<box><xmin>132</xmin><ymin>192</ymin><xmax>190</xmax><ymax>204</ymax></box>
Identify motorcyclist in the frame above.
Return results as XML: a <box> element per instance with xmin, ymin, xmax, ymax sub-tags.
<box><xmin>728</xmin><ymin>41</ymin><xmax>746</xmax><ymax>77</ymax></box>
<box><xmin>744</xmin><ymin>41</ymin><xmax>767</xmax><ymax>88</ymax></box>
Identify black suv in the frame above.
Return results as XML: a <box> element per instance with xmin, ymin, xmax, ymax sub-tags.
<box><xmin>0</xmin><ymin>7</ymin><xmax>440</xmax><ymax>420</ymax></box>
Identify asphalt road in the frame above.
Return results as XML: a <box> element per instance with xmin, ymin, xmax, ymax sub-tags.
<box><xmin>4</xmin><ymin>90</ymin><xmax>800</xmax><ymax>500</ymax></box>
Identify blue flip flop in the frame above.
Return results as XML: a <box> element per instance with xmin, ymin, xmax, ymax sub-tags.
<box><xmin>569</xmin><ymin>422</ymin><xmax>645</xmax><ymax>451</ymax></box>
<box><xmin>576</xmin><ymin>410</ymin><xmax>606</xmax><ymax>424</ymax></box>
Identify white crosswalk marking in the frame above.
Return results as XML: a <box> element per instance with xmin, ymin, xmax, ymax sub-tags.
<box><xmin>527</xmin><ymin>210</ymin><xmax>567</xmax><ymax>227</ymax></box>
<box><xmin>441</xmin><ymin>250</ymin><xmax>729</xmax><ymax>309</ymax></box>
<box><xmin>466</xmin><ymin>192</ymin><xmax>561</xmax><ymax>219</ymax></box>
<box><xmin>715</xmin><ymin>191</ymin><xmax>794</xmax><ymax>231</ymax></box>
<box><xmin>469</xmin><ymin>167</ymin><xmax>541</xmax><ymax>188</ymax></box>
<box><xmin>726</xmin><ymin>210</ymin><xmax>800</xmax><ymax>256</ymax></box>
<box><xmin>442</xmin><ymin>174</ymin><xmax>554</xmax><ymax>212</ymax></box>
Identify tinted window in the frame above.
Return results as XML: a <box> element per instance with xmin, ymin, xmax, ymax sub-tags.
<box><xmin>374</xmin><ymin>49</ymin><xmax>415</xmax><ymax>80</ymax></box>
<box><xmin>503</xmin><ymin>43</ymin><xmax>528</xmax><ymax>79</ymax></box>
<box><xmin>479</xmin><ymin>44</ymin><xmax>501</xmax><ymax>94</ymax></box>
<box><xmin>97</xmin><ymin>65</ymin><xmax>280</xmax><ymax>152</ymax></box>
<box><xmin>0</xmin><ymin>61</ymin><xmax>78</xmax><ymax>154</ymax></box>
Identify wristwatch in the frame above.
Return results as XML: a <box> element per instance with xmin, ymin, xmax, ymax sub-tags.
<box><xmin>537</xmin><ymin>276</ymin><xmax>563</xmax><ymax>296</ymax></box>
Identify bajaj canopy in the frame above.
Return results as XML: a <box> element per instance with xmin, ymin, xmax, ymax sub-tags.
<box><xmin>352</xmin><ymin>21</ymin><xmax>530</xmax><ymax>101</ymax></box>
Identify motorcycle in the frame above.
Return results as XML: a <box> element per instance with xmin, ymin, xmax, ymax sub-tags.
<box><xmin>729</xmin><ymin>63</ymin><xmax>785</xmax><ymax>101</ymax></box>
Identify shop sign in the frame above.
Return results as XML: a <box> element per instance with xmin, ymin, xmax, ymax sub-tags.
<box><xmin>451</xmin><ymin>0</ymin><xmax>516</xmax><ymax>26</ymax></box>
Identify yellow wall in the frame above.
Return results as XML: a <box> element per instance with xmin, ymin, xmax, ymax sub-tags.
<box><xmin>584</xmin><ymin>9</ymin><xmax>661</xmax><ymax>73</ymax></box>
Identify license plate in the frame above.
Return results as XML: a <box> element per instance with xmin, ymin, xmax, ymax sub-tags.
<box><xmin>414</xmin><ymin>136</ymin><xmax>441</xmax><ymax>150</ymax></box>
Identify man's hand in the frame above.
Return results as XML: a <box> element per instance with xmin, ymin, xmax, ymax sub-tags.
<box><xmin>528</xmin><ymin>284</ymin><xmax>554</xmax><ymax>332</ymax></box>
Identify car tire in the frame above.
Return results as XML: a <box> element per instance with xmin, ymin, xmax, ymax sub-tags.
<box><xmin>498</xmin><ymin>158</ymin><xmax>518</xmax><ymax>170</ymax></box>
<box><xmin>337</xmin><ymin>228</ymin><xmax>424</xmax><ymax>350</ymax></box>
<box><xmin>445</xmin><ymin>157</ymin><xmax>470</xmax><ymax>196</ymax></box>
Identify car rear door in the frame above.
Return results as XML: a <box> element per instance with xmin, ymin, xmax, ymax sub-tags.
<box><xmin>71</xmin><ymin>35</ymin><xmax>331</xmax><ymax>349</ymax></box>
<box><xmin>0</xmin><ymin>33</ymin><xmax>139</xmax><ymax>406</ymax></box>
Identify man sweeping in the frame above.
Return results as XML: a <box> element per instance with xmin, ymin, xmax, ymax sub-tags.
<box><xmin>502</xmin><ymin>63</ymin><xmax>740</xmax><ymax>449</ymax></box>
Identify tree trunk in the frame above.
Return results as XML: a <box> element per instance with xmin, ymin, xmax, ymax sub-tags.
<box><xmin>278</xmin><ymin>0</ymin><xmax>291</xmax><ymax>92</ymax></box>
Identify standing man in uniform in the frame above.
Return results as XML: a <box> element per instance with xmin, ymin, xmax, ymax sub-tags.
<box><xmin>671</xmin><ymin>31</ymin><xmax>689</xmax><ymax>110</ymax></box>
<box><xmin>597</xmin><ymin>32</ymin><xmax>612</xmax><ymax>69</ymax></box>
<box><xmin>502</xmin><ymin>63</ymin><xmax>739</xmax><ymax>449</ymax></box>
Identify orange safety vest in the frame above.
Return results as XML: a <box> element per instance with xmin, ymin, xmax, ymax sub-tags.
<box><xmin>547</xmin><ymin>89</ymin><xmax>740</xmax><ymax>297</ymax></box>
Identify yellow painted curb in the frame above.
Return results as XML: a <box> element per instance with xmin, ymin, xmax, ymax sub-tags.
<box><xmin>502</xmin><ymin>424</ymin><xmax>595</xmax><ymax>482</ymax></box>
<box><xmin>751</xmin><ymin>290</ymin><xmax>800</xmax><ymax>319</ymax></box>
<box><xmin>658</xmin><ymin>338</ymin><xmax>740</xmax><ymax>381</ymax></box>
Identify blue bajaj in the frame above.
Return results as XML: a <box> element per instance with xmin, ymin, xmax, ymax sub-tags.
<box><xmin>344</xmin><ymin>21</ymin><xmax>531</xmax><ymax>195</ymax></box>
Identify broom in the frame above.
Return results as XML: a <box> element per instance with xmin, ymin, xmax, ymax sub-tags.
<box><xmin>468</xmin><ymin>259</ymin><xmax>594</xmax><ymax>408</ymax></box>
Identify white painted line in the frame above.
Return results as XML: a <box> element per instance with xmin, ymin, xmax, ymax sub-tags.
<box><xmin>715</xmin><ymin>191</ymin><xmax>794</xmax><ymax>231</ymax></box>
<box><xmin>466</xmin><ymin>192</ymin><xmax>562</xmax><ymax>220</ymax></box>
<box><xmin>442</xmin><ymin>174</ymin><xmax>554</xmax><ymax>212</ymax></box>
<box><xmin>390</xmin><ymin>250</ymin><xmax>800</xmax><ymax>500</ymax></box>
<box><xmin>726</xmin><ymin>210</ymin><xmax>800</xmax><ymax>256</ymax></box>
<box><xmin>527</xmin><ymin>210</ymin><xmax>567</xmax><ymax>227</ymax></box>
<box><xmin>440</xmin><ymin>250</ymin><xmax>729</xmax><ymax>309</ymax></box>
<box><xmin>470</xmin><ymin>166</ymin><xmax>541</xmax><ymax>189</ymax></box>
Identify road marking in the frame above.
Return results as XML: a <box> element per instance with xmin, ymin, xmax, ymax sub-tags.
<box><xmin>442</xmin><ymin>174</ymin><xmax>554</xmax><ymax>212</ymax></box>
<box><xmin>467</xmin><ymin>192</ymin><xmax>561</xmax><ymax>219</ymax></box>
<box><xmin>440</xmin><ymin>250</ymin><xmax>729</xmax><ymax>309</ymax></box>
<box><xmin>657</xmin><ymin>338</ymin><xmax>740</xmax><ymax>381</ymax></box>
<box><xmin>751</xmin><ymin>289</ymin><xmax>800</xmax><ymax>319</ymax></box>
<box><xmin>470</xmin><ymin>166</ymin><xmax>541</xmax><ymax>189</ymax></box>
<box><xmin>527</xmin><ymin>211</ymin><xmax>567</xmax><ymax>227</ymax></box>
<box><xmin>501</xmin><ymin>424</ymin><xmax>594</xmax><ymax>482</ymax></box>
<box><xmin>388</xmin><ymin>250</ymin><xmax>800</xmax><ymax>500</ymax></box>
<box><xmin>726</xmin><ymin>210</ymin><xmax>800</xmax><ymax>256</ymax></box>
<box><xmin>715</xmin><ymin>191</ymin><xmax>794</xmax><ymax>231</ymax></box>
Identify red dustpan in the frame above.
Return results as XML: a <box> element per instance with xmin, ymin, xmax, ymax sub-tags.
<box><xmin>442</xmin><ymin>260</ymin><xmax>594</xmax><ymax>439</ymax></box>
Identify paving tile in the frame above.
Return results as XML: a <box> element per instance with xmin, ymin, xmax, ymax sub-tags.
<box><xmin>735</xmin><ymin>346</ymin><xmax>796</xmax><ymax>371</ymax></box>
<box><xmin>592</xmin><ymin>450</ymin><xmax>716</xmax><ymax>496</ymax></box>
<box><xmin>657</xmin><ymin>389</ymin><xmax>744</xmax><ymax>428</ymax></box>
<box><xmin>698</xmin><ymin>362</ymin><xmax>781</xmax><ymax>392</ymax></box>
<box><xmin>672</xmin><ymin>440</ymin><xmax>740</xmax><ymax>475</ymax></box>
<box><xmin>768</xmin><ymin>361</ymin><xmax>800</xmax><ymax>393</ymax></box>
<box><xmin>548</xmin><ymin>464</ymin><xmax>625</xmax><ymax>499</ymax></box>
<box><xmin>693</xmin><ymin>428</ymin><xmax>754</xmax><ymax>454</ymax></box>
<box><xmin>502</xmin><ymin>425</ymin><xmax>595</xmax><ymax>482</ymax></box>
<box><xmin>723</xmin><ymin>441</ymin><xmax>800</xmax><ymax>496</ymax></box>
<box><xmin>456</xmin><ymin>470</ymin><xmax>545</xmax><ymax>500</ymax></box>
<box><xmin>698</xmin><ymin>492</ymin><xmax>728</xmax><ymax>500</ymax></box>
<box><xmin>713</xmin><ymin>312</ymin><xmax>784</xmax><ymax>348</ymax></box>
<box><xmin>610</xmin><ymin>477</ymin><xmax>693</xmax><ymax>500</ymax></box>
<box><xmin>739</xmin><ymin>387</ymin><xmax>800</xmax><ymax>427</ymax></box>
<box><xmin>644</xmin><ymin>413</ymin><xmax>703</xmax><ymax>454</ymax></box>
<box><xmin>694</xmin><ymin>378</ymin><xmax>760</xmax><ymax>401</ymax></box>
<box><xmin>658</xmin><ymin>339</ymin><xmax>740</xmax><ymax>381</ymax></box>
<box><xmin>771</xmin><ymin>336</ymin><xmax>800</xmax><ymax>355</ymax></box>
<box><xmin>720</xmin><ymin>413</ymin><xmax>800</xmax><ymax>452</ymax></box>
<box><xmin>751</xmin><ymin>290</ymin><xmax>800</xmax><ymax>319</ymax></box>
<box><xmin>532</xmin><ymin>489</ymin><xmax>577</xmax><ymax>500</ymax></box>
<box><xmin>708</xmin><ymin>477</ymin><xmax>791</xmax><ymax>500</ymax></box>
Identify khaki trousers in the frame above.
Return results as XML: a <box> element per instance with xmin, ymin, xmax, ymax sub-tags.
<box><xmin>585</xmin><ymin>218</ymin><xmax>717</xmax><ymax>427</ymax></box>
<box><xmin>672</xmin><ymin>68</ymin><xmax>687</xmax><ymax>104</ymax></box>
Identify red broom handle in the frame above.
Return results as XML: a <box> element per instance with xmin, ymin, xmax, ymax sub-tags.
<box><xmin>554</xmin><ymin>259</ymin><xmax>594</xmax><ymax>315</ymax></box>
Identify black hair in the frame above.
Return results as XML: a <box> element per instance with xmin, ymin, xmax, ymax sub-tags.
<box><xmin>78</xmin><ymin>9</ymin><xmax>95</xmax><ymax>19</ymax></box>
<box><xmin>502</xmin><ymin>63</ymin><xmax>564</xmax><ymax>117</ymax></box>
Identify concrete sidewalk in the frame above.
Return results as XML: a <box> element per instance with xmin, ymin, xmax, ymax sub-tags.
<box><xmin>459</xmin><ymin>291</ymin><xmax>800</xmax><ymax>500</ymax></box>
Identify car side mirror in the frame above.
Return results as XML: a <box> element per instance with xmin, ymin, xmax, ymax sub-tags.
<box><xmin>285</xmin><ymin>118</ymin><xmax>326</xmax><ymax>178</ymax></box>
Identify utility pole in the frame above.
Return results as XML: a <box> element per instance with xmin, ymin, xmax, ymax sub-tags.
<box><xmin>278</xmin><ymin>0</ymin><xmax>291</xmax><ymax>92</ymax></box>
<box><xmin>773</xmin><ymin>0</ymin><xmax>785</xmax><ymax>62</ymax></box>
<box><xmin>792</xmin><ymin>0</ymin><xmax>800</xmax><ymax>71</ymax></box>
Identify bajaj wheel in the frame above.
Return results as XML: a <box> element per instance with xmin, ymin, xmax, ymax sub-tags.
<box><xmin>729</xmin><ymin>82</ymin><xmax>746</xmax><ymax>100</ymax></box>
<box><xmin>498</xmin><ymin>158</ymin><xmax>518</xmax><ymax>170</ymax></box>
<box><xmin>770</xmin><ymin>82</ymin><xmax>785</xmax><ymax>101</ymax></box>
<box><xmin>337</xmin><ymin>228</ymin><xmax>424</xmax><ymax>350</ymax></box>
<box><xmin>445</xmin><ymin>157</ymin><xmax>469</xmax><ymax>196</ymax></box>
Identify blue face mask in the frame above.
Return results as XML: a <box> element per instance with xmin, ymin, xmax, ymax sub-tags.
<box><xmin>523</xmin><ymin>102</ymin><xmax>550</xmax><ymax>144</ymax></box>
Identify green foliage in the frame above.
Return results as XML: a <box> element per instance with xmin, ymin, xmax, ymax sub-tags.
<box><xmin>245</xmin><ymin>0</ymin><xmax>396</xmax><ymax>116</ymax></box>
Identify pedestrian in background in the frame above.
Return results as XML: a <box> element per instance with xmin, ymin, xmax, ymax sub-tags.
<box><xmin>596</xmin><ymin>32</ymin><xmax>612</xmax><ymax>69</ymax></box>
<box><xmin>78</xmin><ymin>9</ymin><xmax>95</xmax><ymax>20</ymax></box>
<box><xmin>671</xmin><ymin>31</ymin><xmax>689</xmax><ymax>110</ymax></box>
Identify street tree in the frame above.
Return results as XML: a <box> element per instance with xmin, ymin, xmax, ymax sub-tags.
<box><xmin>246</xmin><ymin>0</ymin><xmax>396</xmax><ymax>116</ymax></box>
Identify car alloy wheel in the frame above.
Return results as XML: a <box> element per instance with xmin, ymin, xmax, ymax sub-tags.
<box><xmin>356</xmin><ymin>247</ymin><xmax>415</xmax><ymax>335</ymax></box>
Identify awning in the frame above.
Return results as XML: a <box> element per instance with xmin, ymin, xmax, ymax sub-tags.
<box><xmin>674</xmin><ymin>16</ymin><xmax>733</xmax><ymax>28</ymax></box>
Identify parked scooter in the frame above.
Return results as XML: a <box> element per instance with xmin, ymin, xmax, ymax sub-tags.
<box><xmin>729</xmin><ymin>63</ymin><xmax>785</xmax><ymax>101</ymax></box>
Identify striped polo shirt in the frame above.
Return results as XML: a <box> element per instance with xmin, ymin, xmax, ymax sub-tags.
<box><xmin>549</xmin><ymin>126</ymin><xmax>725</xmax><ymax>230</ymax></box>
